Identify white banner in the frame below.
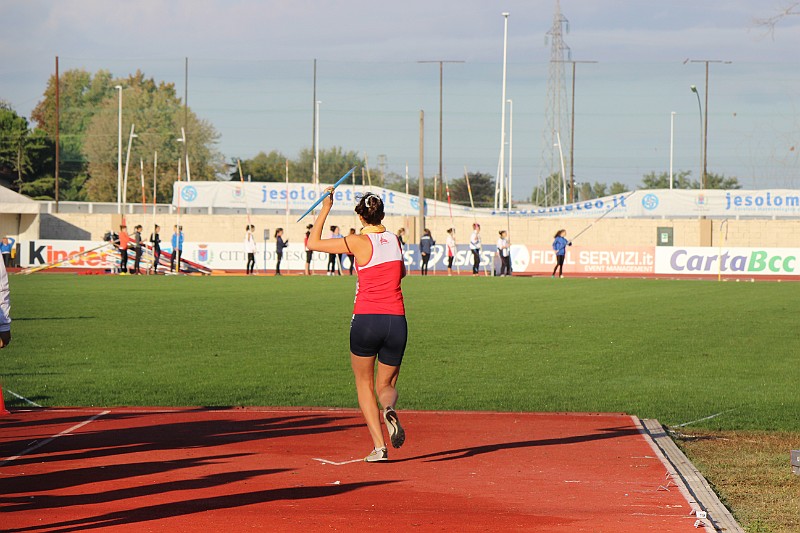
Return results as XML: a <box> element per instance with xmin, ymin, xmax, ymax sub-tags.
<box><xmin>494</xmin><ymin>189</ymin><xmax>800</xmax><ymax>218</ymax></box>
<box><xmin>173</xmin><ymin>181</ymin><xmax>475</xmax><ymax>217</ymax></box>
<box><xmin>655</xmin><ymin>247</ymin><xmax>800</xmax><ymax>277</ymax></box>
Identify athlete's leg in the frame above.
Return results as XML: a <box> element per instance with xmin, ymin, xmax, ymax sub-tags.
<box><xmin>350</xmin><ymin>353</ymin><xmax>385</xmax><ymax>450</ymax></box>
<box><xmin>376</xmin><ymin>362</ymin><xmax>400</xmax><ymax>410</ymax></box>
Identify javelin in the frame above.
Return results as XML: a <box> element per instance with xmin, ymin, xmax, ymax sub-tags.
<box><xmin>296</xmin><ymin>166</ymin><xmax>356</xmax><ymax>222</ymax></box>
<box><xmin>571</xmin><ymin>190</ymin><xmax>637</xmax><ymax>243</ymax></box>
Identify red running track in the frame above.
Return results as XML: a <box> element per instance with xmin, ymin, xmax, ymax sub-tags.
<box><xmin>0</xmin><ymin>408</ymin><xmax>708</xmax><ymax>532</ymax></box>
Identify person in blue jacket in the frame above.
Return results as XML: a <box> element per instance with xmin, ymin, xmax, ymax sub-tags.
<box><xmin>552</xmin><ymin>229</ymin><xmax>571</xmax><ymax>278</ymax></box>
<box><xmin>170</xmin><ymin>225</ymin><xmax>184</xmax><ymax>273</ymax></box>
<box><xmin>1</xmin><ymin>237</ymin><xmax>15</xmax><ymax>268</ymax></box>
<box><xmin>419</xmin><ymin>228</ymin><xmax>435</xmax><ymax>276</ymax></box>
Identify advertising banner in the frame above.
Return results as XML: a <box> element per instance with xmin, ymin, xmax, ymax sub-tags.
<box><xmin>510</xmin><ymin>245</ymin><xmax>656</xmax><ymax>275</ymax></box>
<box><xmin>21</xmin><ymin>240</ymin><xmax>114</xmax><ymax>268</ymax></box>
<box><xmin>173</xmin><ymin>181</ymin><xmax>474</xmax><ymax>218</ymax></box>
<box><xmin>20</xmin><ymin>240</ymin><xmax>800</xmax><ymax>278</ymax></box>
<box><xmin>493</xmin><ymin>189</ymin><xmax>800</xmax><ymax>219</ymax></box>
<box><xmin>654</xmin><ymin>247</ymin><xmax>800</xmax><ymax>277</ymax></box>
<box><xmin>19</xmin><ymin>239</ymin><xmax>500</xmax><ymax>273</ymax></box>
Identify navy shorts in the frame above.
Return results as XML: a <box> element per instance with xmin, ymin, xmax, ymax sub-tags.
<box><xmin>350</xmin><ymin>314</ymin><xmax>408</xmax><ymax>367</ymax></box>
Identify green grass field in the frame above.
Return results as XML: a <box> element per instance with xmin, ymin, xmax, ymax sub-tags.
<box><xmin>2</xmin><ymin>274</ymin><xmax>798</xmax><ymax>431</ymax></box>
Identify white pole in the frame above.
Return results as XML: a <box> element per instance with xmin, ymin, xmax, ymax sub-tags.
<box><xmin>116</xmin><ymin>85</ymin><xmax>123</xmax><ymax>213</ymax></box>
<box><xmin>507</xmin><ymin>98</ymin><xmax>513</xmax><ymax>217</ymax></box>
<box><xmin>496</xmin><ymin>12</ymin><xmax>510</xmax><ymax>210</ymax></box>
<box><xmin>405</xmin><ymin>162</ymin><xmax>409</xmax><ymax>195</ymax></box>
<box><xmin>670</xmin><ymin>111</ymin><xmax>675</xmax><ymax>189</ymax></box>
<box><xmin>122</xmin><ymin>123</ymin><xmax>136</xmax><ymax>214</ymax></box>
<box><xmin>140</xmin><ymin>158</ymin><xmax>144</xmax><ymax>214</ymax></box>
<box><xmin>555</xmin><ymin>131</ymin><xmax>567</xmax><ymax>206</ymax></box>
<box><xmin>181</xmin><ymin>127</ymin><xmax>191</xmax><ymax>182</ymax></box>
<box><xmin>152</xmin><ymin>150</ymin><xmax>157</xmax><ymax>232</ymax></box>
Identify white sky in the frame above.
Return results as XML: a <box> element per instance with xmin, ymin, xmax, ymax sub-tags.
<box><xmin>1</xmin><ymin>0</ymin><xmax>799</xmax><ymax>196</ymax></box>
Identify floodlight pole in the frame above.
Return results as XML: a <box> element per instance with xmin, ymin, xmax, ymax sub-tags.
<box><xmin>314</xmin><ymin>100</ymin><xmax>321</xmax><ymax>187</ymax></box>
<box><xmin>690</xmin><ymin>85</ymin><xmax>703</xmax><ymax>188</ymax></box>
<box><xmin>567</xmin><ymin>60</ymin><xmax>596</xmax><ymax>204</ymax></box>
<box><xmin>688</xmin><ymin>59</ymin><xmax>731</xmax><ymax>189</ymax></box>
<box><xmin>669</xmin><ymin>111</ymin><xmax>675</xmax><ymax>189</ymax></box>
<box><xmin>418</xmin><ymin>59</ymin><xmax>465</xmax><ymax>218</ymax></box>
<box><xmin>419</xmin><ymin>110</ymin><xmax>425</xmax><ymax>239</ymax></box>
<box><xmin>495</xmin><ymin>12</ymin><xmax>510</xmax><ymax>210</ymax></box>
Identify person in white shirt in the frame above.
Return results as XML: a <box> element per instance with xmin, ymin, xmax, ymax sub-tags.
<box><xmin>497</xmin><ymin>230</ymin><xmax>511</xmax><ymax>276</ymax></box>
<box><xmin>469</xmin><ymin>223</ymin><xmax>481</xmax><ymax>276</ymax></box>
<box><xmin>244</xmin><ymin>225</ymin><xmax>257</xmax><ymax>275</ymax></box>
<box><xmin>445</xmin><ymin>228</ymin><xmax>456</xmax><ymax>276</ymax></box>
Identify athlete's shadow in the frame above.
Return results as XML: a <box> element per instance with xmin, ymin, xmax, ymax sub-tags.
<box><xmin>398</xmin><ymin>426</ymin><xmax>640</xmax><ymax>462</ymax></box>
<box><xmin>3</xmin><ymin>480</ymin><xmax>401</xmax><ymax>533</ymax></box>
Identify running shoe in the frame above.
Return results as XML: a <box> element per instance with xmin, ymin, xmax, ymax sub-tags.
<box><xmin>384</xmin><ymin>407</ymin><xmax>405</xmax><ymax>449</ymax></box>
<box><xmin>364</xmin><ymin>447</ymin><xmax>388</xmax><ymax>462</ymax></box>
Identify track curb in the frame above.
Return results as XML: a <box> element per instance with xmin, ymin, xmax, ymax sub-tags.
<box><xmin>640</xmin><ymin>418</ymin><xmax>744</xmax><ymax>532</ymax></box>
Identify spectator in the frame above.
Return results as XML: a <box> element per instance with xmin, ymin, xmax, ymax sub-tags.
<box><xmin>419</xmin><ymin>228</ymin><xmax>434</xmax><ymax>276</ymax></box>
<box><xmin>149</xmin><ymin>225</ymin><xmax>161</xmax><ymax>274</ymax></box>
<box><xmin>469</xmin><ymin>223</ymin><xmax>481</xmax><ymax>276</ymax></box>
<box><xmin>497</xmin><ymin>230</ymin><xmax>511</xmax><ymax>276</ymax></box>
<box><xmin>118</xmin><ymin>225</ymin><xmax>132</xmax><ymax>274</ymax></box>
<box><xmin>346</xmin><ymin>228</ymin><xmax>357</xmax><ymax>275</ymax></box>
<box><xmin>304</xmin><ymin>224</ymin><xmax>314</xmax><ymax>275</ymax></box>
<box><xmin>1</xmin><ymin>237</ymin><xmax>15</xmax><ymax>268</ymax></box>
<box><xmin>275</xmin><ymin>228</ymin><xmax>288</xmax><ymax>275</ymax></box>
<box><xmin>397</xmin><ymin>227</ymin><xmax>407</xmax><ymax>247</ymax></box>
<box><xmin>327</xmin><ymin>226</ymin><xmax>342</xmax><ymax>276</ymax></box>
<box><xmin>244</xmin><ymin>225</ymin><xmax>257</xmax><ymax>275</ymax></box>
<box><xmin>445</xmin><ymin>228</ymin><xmax>456</xmax><ymax>276</ymax></box>
<box><xmin>170</xmin><ymin>225</ymin><xmax>184</xmax><ymax>273</ymax></box>
<box><xmin>132</xmin><ymin>225</ymin><xmax>144</xmax><ymax>274</ymax></box>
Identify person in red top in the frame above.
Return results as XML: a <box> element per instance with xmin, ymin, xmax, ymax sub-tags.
<box><xmin>307</xmin><ymin>188</ymin><xmax>407</xmax><ymax>462</ymax></box>
<box><xmin>117</xmin><ymin>225</ymin><xmax>132</xmax><ymax>274</ymax></box>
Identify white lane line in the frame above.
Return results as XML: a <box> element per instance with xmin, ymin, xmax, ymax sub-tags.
<box><xmin>5</xmin><ymin>389</ymin><xmax>42</xmax><ymax>408</ymax></box>
<box><xmin>313</xmin><ymin>457</ymin><xmax>364</xmax><ymax>466</ymax></box>
<box><xmin>0</xmin><ymin>410</ymin><xmax>110</xmax><ymax>466</ymax></box>
<box><xmin>673</xmin><ymin>409</ymin><xmax>736</xmax><ymax>428</ymax></box>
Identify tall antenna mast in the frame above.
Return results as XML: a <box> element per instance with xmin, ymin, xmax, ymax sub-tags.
<box><xmin>538</xmin><ymin>0</ymin><xmax>570</xmax><ymax>206</ymax></box>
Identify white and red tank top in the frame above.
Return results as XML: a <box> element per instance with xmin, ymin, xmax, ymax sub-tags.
<box><xmin>353</xmin><ymin>231</ymin><xmax>405</xmax><ymax>315</ymax></box>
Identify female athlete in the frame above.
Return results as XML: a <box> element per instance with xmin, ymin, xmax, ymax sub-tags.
<box><xmin>306</xmin><ymin>188</ymin><xmax>407</xmax><ymax>462</ymax></box>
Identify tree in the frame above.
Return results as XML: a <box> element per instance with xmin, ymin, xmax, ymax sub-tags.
<box><xmin>31</xmin><ymin>69</ymin><xmax>115</xmax><ymax>195</ymax></box>
<box><xmin>81</xmin><ymin>70</ymin><xmax>224</xmax><ymax>202</ymax></box>
<box><xmin>704</xmin><ymin>172</ymin><xmax>742</xmax><ymax>190</ymax></box>
<box><xmin>640</xmin><ymin>170</ymin><xmax>694</xmax><ymax>189</ymax></box>
<box><xmin>608</xmin><ymin>182</ymin><xmax>629</xmax><ymax>195</ymax></box>
<box><xmin>231</xmin><ymin>150</ymin><xmax>289</xmax><ymax>182</ymax></box>
<box><xmin>640</xmin><ymin>170</ymin><xmax>740</xmax><ymax>190</ymax></box>
<box><xmin>292</xmin><ymin>146</ymin><xmax>364</xmax><ymax>183</ymax></box>
<box><xmin>448</xmin><ymin>172</ymin><xmax>495</xmax><ymax>208</ymax></box>
<box><xmin>0</xmin><ymin>102</ymin><xmax>56</xmax><ymax>199</ymax></box>
<box><xmin>0</xmin><ymin>102</ymin><xmax>31</xmax><ymax>186</ymax></box>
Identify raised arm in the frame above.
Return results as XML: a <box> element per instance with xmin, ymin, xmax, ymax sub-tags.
<box><xmin>306</xmin><ymin>188</ymin><xmax>352</xmax><ymax>255</ymax></box>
